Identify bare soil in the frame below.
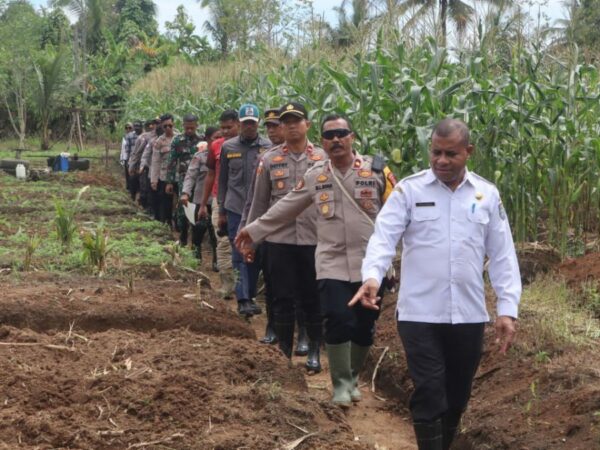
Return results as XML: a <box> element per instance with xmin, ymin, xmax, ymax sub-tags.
<box><xmin>0</xmin><ymin>275</ymin><xmax>367</xmax><ymax>449</ymax></box>
<box><xmin>558</xmin><ymin>251</ymin><xmax>600</xmax><ymax>288</ymax></box>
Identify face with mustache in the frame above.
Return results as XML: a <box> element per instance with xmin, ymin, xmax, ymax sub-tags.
<box><xmin>321</xmin><ymin>118</ymin><xmax>355</xmax><ymax>168</ymax></box>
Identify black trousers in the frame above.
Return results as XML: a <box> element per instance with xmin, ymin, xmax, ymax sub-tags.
<box><xmin>139</xmin><ymin>168</ymin><xmax>151</xmax><ymax>211</ymax></box>
<box><xmin>318</xmin><ymin>279</ymin><xmax>381</xmax><ymax>346</ymax></box>
<box><xmin>266</xmin><ymin>242</ymin><xmax>321</xmax><ymax>339</ymax></box>
<box><xmin>126</xmin><ymin>168</ymin><xmax>139</xmax><ymax>201</ymax></box>
<box><xmin>157</xmin><ymin>180</ymin><xmax>174</xmax><ymax>225</ymax></box>
<box><xmin>192</xmin><ymin>204</ymin><xmax>217</xmax><ymax>261</ymax></box>
<box><xmin>397</xmin><ymin>321</ymin><xmax>485</xmax><ymax>423</ymax></box>
<box><xmin>257</xmin><ymin>243</ymin><xmax>274</xmax><ymax>326</ymax></box>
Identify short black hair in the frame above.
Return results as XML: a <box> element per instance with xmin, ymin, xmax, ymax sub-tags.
<box><xmin>183</xmin><ymin>113</ymin><xmax>198</xmax><ymax>123</ymax></box>
<box><xmin>144</xmin><ymin>119</ymin><xmax>155</xmax><ymax>127</ymax></box>
<box><xmin>160</xmin><ymin>113</ymin><xmax>174</xmax><ymax>122</ymax></box>
<box><xmin>204</xmin><ymin>126</ymin><xmax>219</xmax><ymax>139</ymax></box>
<box><xmin>432</xmin><ymin>118</ymin><xmax>470</xmax><ymax>146</ymax></box>
<box><xmin>219</xmin><ymin>109</ymin><xmax>238</xmax><ymax>122</ymax></box>
<box><xmin>321</xmin><ymin>114</ymin><xmax>352</xmax><ymax>132</ymax></box>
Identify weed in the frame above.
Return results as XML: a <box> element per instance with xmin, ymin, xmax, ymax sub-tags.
<box><xmin>22</xmin><ymin>234</ymin><xmax>41</xmax><ymax>271</ymax></box>
<box><xmin>54</xmin><ymin>185</ymin><xmax>89</xmax><ymax>251</ymax></box>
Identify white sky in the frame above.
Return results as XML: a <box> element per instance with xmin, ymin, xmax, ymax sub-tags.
<box><xmin>29</xmin><ymin>0</ymin><xmax>567</xmax><ymax>33</ymax></box>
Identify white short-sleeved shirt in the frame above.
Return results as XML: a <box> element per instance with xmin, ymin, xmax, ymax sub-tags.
<box><xmin>362</xmin><ymin>168</ymin><xmax>521</xmax><ymax>324</ymax></box>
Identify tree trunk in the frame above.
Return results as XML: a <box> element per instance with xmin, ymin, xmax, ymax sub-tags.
<box><xmin>440</xmin><ymin>0</ymin><xmax>448</xmax><ymax>47</ymax></box>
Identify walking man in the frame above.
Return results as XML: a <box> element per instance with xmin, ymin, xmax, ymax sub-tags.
<box><xmin>217</xmin><ymin>104</ymin><xmax>271</xmax><ymax>317</ymax></box>
<box><xmin>245</xmin><ymin>102</ymin><xmax>327</xmax><ymax>371</ymax></box>
<box><xmin>350</xmin><ymin>118</ymin><xmax>521</xmax><ymax>450</ymax></box>
<box><xmin>236</xmin><ymin>114</ymin><xmax>396</xmax><ymax>404</ymax></box>
<box><xmin>151</xmin><ymin>114</ymin><xmax>178</xmax><ymax>225</ymax></box>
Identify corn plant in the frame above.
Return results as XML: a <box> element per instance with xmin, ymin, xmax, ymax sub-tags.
<box><xmin>81</xmin><ymin>220</ymin><xmax>113</xmax><ymax>276</ymax></box>
<box><xmin>125</xmin><ymin>39</ymin><xmax>600</xmax><ymax>256</ymax></box>
<box><xmin>54</xmin><ymin>185</ymin><xmax>89</xmax><ymax>251</ymax></box>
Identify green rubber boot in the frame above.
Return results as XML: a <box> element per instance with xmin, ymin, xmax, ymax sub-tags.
<box><xmin>326</xmin><ymin>342</ymin><xmax>353</xmax><ymax>407</ymax></box>
<box><xmin>350</xmin><ymin>343</ymin><xmax>370</xmax><ymax>402</ymax></box>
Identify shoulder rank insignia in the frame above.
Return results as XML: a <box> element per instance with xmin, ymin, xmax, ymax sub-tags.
<box><xmin>353</xmin><ymin>160</ymin><xmax>362</xmax><ymax>169</ymax></box>
<box><xmin>359</xmin><ymin>170</ymin><xmax>372</xmax><ymax>178</ymax></box>
<box><xmin>317</xmin><ymin>174</ymin><xmax>328</xmax><ymax>183</ymax></box>
<box><xmin>319</xmin><ymin>193</ymin><xmax>329</xmax><ymax>201</ymax></box>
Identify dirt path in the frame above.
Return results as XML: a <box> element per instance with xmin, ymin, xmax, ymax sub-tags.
<box><xmin>241</xmin><ymin>299</ymin><xmax>417</xmax><ymax>450</ymax></box>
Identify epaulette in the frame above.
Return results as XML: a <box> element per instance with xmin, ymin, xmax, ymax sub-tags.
<box><xmin>371</xmin><ymin>154</ymin><xmax>386</xmax><ymax>172</ymax></box>
<box><xmin>402</xmin><ymin>169</ymin><xmax>429</xmax><ymax>182</ymax></box>
<box><xmin>306</xmin><ymin>159</ymin><xmax>327</xmax><ymax>175</ymax></box>
<box><xmin>469</xmin><ymin>172</ymin><xmax>496</xmax><ymax>187</ymax></box>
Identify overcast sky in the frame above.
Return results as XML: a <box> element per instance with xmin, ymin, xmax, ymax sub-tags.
<box><xmin>29</xmin><ymin>0</ymin><xmax>567</xmax><ymax>33</ymax></box>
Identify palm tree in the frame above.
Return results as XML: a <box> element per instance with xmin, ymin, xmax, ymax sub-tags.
<box><xmin>199</xmin><ymin>0</ymin><xmax>232</xmax><ymax>55</ymax></box>
<box><xmin>332</xmin><ymin>0</ymin><xmax>371</xmax><ymax>47</ymax></box>
<box><xmin>33</xmin><ymin>48</ymin><xmax>69</xmax><ymax>150</ymax></box>
<box><xmin>395</xmin><ymin>0</ymin><xmax>512</xmax><ymax>47</ymax></box>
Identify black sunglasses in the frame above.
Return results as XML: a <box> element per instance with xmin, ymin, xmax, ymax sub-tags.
<box><xmin>322</xmin><ymin>128</ymin><xmax>352</xmax><ymax>140</ymax></box>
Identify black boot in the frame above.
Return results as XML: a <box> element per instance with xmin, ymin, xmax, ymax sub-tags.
<box><xmin>413</xmin><ymin>419</ymin><xmax>443</xmax><ymax>450</ymax></box>
<box><xmin>260</xmin><ymin>324</ymin><xmax>278</xmax><ymax>345</ymax></box>
<box><xmin>274</xmin><ymin>320</ymin><xmax>295</xmax><ymax>359</ymax></box>
<box><xmin>305</xmin><ymin>341</ymin><xmax>321</xmax><ymax>373</ymax></box>
<box><xmin>295</xmin><ymin>326</ymin><xmax>309</xmax><ymax>356</ymax></box>
<box><xmin>305</xmin><ymin>321</ymin><xmax>322</xmax><ymax>373</ymax></box>
<box><xmin>442</xmin><ymin>410</ymin><xmax>462</xmax><ymax>450</ymax></box>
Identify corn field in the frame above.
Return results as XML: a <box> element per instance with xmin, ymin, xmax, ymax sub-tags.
<box><xmin>125</xmin><ymin>39</ymin><xmax>600</xmax><ymax>256</ymax></box>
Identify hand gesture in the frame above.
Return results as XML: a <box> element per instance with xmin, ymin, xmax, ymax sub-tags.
<box><xmin>348</xmin><ymin>278</ymin><xmax>381</xmax><ymax>310</ymax></box>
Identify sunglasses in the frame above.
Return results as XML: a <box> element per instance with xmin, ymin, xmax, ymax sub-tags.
<box><xmin>163</xmin><ymin>124</ymin><xmax>174</xmax><ymax>128</ymax></box>
<box><xmin>322</xmin><ymin>128</ymin><xmax>352</xmax><ymax>140</ymax></box>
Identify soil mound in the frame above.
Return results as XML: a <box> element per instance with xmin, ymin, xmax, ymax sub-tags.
<box><xmin>0</xmin><ymin>278</ymin><xmax>367</xmax><ymax>449</ymax></box>
<box><xmin>558</xmin><ymin>251</ymin><xmax>600</xmax><ymax>287</ymax></box>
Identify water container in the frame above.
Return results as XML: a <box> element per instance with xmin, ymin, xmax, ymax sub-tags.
<box><xmin>59</xmin><ymin>155</ymin><xmax>69</xmax><ymax>172</ymax></box>
<box><xmin>15</xmin><ymin>163</ymin><xmax>26</xmax><ymax>179</ymax></box>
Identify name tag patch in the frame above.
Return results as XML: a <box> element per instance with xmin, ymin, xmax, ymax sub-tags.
<box><xmin>416</xmin><ymin>202</ymin><xmax>435</xmax><ymax>207</ymax></box>
<box><xmin>227</xmin><ymin>152</ymin><xmax>242</xmax><ymax>159</ymax></box>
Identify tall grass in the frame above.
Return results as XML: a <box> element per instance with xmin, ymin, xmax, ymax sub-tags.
<box><xmin>125</xmin><ymin>39</ymin><xmax>600</xmax><ymax>254</ymax></box>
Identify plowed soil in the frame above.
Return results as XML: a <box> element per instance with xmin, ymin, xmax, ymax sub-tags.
<box><xmin>558</xmin><ymin>251</ymin><xmax>600</xmax><ymax>287</ymax></box>
<box><xmin>0</xmin><ymin>275</ymin><xmax>366</xmax><ymax>450</ymax></box>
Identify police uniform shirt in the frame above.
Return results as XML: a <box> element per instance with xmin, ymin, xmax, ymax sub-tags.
<box><xmin>128</xmin><ymin>131</ymin><xmax>153</xmax><ymax>172</ymax></box>
<box><xmin>182</xmin><ymin>149</ymin><xmax>210</xmax><ymax>204</ymax></box>
<box><xmin>246</xmin><ymin>142</ymin><xmax>327</xmax><ymax>245</ymax></box>
<box><xmin>218</xmin><ymin>135</ymin><xmax>271</xmax><ymax>215</ymax></box>
<box><xmin>245</xmin><ymin>153</ymin><xmax>395</xmax><ymax>282</ymax></box>
<box><xmin>150</xmin><ymin>134</ymin><xmax>177</xmax><ymax>184</ymax></box>
<box><xmin>361</xmin><ymin>168</ymin><xmax>521</xmax><ymax>324</ymax></box>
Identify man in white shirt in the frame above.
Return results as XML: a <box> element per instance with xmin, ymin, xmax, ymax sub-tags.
<box><xmin>350</xmin><ymin>118</ymin><xmax>521</xmax><ymax>450</ymax></box>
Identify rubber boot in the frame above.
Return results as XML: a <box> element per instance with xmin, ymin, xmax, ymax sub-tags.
<box><xmin>295</xmin><ymin>326</ymin><xmax>309</xmax><ymax>356</ymax></box>
<box><xmin>326</xmin><ymin>342</ymin><xmax>353</xmax><ymax>408</ymax></box>
<box><xmin>413</xmin><ymin>419</ymin><xmax>443</xmax><ymax>450</ymax></box>
<box><xmin>274</xmin><ymin>320</ymin><xmax>295</xmax><ymax>359</ymax></box>
<box><xmin>441</xmin><ymin>410</ymin><xmax>462</xmax><ymax>450</ymax></box>
<box><xmin>260</xmin><ymin>324</ymin><xmax>278</xmax><ymax>345</ymax></box>
<box><xmin>305</xmin><ymin>321</ymin><xmax>322</xmax><ymax>373</ymax></box>
<box><xmin>350</xmin><ymin>343</ymin><xmax>370</xmax><ymax>402</ymax></box>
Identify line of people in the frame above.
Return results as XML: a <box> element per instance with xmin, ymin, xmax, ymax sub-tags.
<box><xmin>121</xmin><ymin>107</ymin><xmax>522</xmax><ymax>450</ymax></box>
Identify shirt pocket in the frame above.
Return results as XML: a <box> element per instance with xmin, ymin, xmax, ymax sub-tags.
<box><xmin>270</xmin><ymin>167</ymin><xmax>290</xmax><ymax>192</ymax></box>
<box><xmin>466</xmin><ymin>208</ymin><xmax>489</xmax><ymax>241</ymax></box>
<box><xmin>228</xmin><ymin>156</ymin><xmax>243</xmax><ymax>174</ymax></box>
<box><xmin>412</xmin><ymin>206</ymin><xmax>441</xmax><ymax>222</ymax></box>
<box><xmin>410</xmin><ymin>206</ymin><xmax>441</xmax><ymax>241</ymax></box>
<box><xmin>316</xmin><ymin>190</ymin><xmax>335</xmax><ymax>219</ymax></box>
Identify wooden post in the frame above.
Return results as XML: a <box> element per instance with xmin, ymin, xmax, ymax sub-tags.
<box><xmin>105</xmin><ymin>140</ymin><xmax>109</xmax><ymax>170</ymax></box>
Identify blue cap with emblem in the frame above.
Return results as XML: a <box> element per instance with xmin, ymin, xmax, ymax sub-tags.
<box><xmin>239</xmin><ymin>103</ymin><xmax>260</xmax><ymax>122</ymax></box>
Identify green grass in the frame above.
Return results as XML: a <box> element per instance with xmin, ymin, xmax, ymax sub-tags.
<box><xmin>517</xmin><ymin>276</ymin><xmax>600</xmax><ymax>355</ymax></box>
<box><xmin>0</xmin><ymin>171</ymin><xmax>197</xmax><ymax>276</ymax></box>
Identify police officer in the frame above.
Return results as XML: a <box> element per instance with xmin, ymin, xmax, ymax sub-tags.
<box><xmin>180</xmin><ymin>141</ymin><xmax>218</xmax><ymax>271</ymax></box>
<box><xmin>140</xmin><ymin>119</ymin><xmax>163</xmax><ymax>219</ymax></box>
<box><xmin>351</xmin><ymin>118</ymin><xmax>521</xmax><ymax>450</ymax></box>
<box><xmin>245</xmin><ymin>102</ymin><xmax>327</xmax><ymax>371</ymax></box>
<box><xmin>128</xmin><ymin>119</ymin><xmax>157</xmax><ymax>211</ymax></box>
<box><xmin>151</xmin><ymin>114</ymin><xmax>179</xmax><ymax>225</ymax></box>
<box><xmin>121</xmin><ymin>121</ymin><xmax>143</xmax><ymax>200</ymax></box>
<box><xmin>218</xmin><ymin>104</ymin><xmax>271</xmax><ymax>317</ymax></box>
<box><xmin>240</xmin><ymin>107</ymin><xmax>284</xmax><ymax>345</ymax></box>
<box><xmin>236</xmin><ymin>114</ymin><xmax>396</xmax><ymax>404</ymax></box>
<box><xmin>166</xmin><ymin>114</ymin><xmax>203</xmax><ymax>246</ymax></box>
